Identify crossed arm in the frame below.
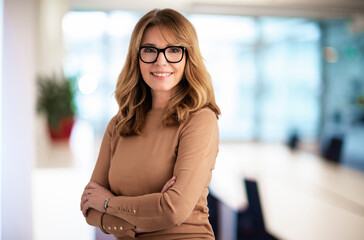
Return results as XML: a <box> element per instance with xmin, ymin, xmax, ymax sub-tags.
<box><xmin>80</xmin><ymin>176</ymin><xmax>176</xmax><ymax>234</ymax></box>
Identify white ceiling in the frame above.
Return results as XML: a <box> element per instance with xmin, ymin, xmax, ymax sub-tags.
<box><xmin>70</xmin><ymin>0</ymin><xmax>364</xmax><ymax>19</ymax></box>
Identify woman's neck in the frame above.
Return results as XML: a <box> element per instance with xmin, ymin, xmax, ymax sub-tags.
<box><xmin>151</xmin><ymin>90</ymin><xmax>172</xmax><ymax>109</ymax></box>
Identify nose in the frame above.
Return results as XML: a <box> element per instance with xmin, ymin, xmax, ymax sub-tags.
<box><xmin>155</xmin><ymin>51</ymin><xmax>168</xmax><ymax>65</ymax></box>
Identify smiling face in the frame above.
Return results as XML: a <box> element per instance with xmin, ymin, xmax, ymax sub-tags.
<box><xmin>139</xmin><ymin>26</ymin><xmax>186</xmax><ymax>104</ymax></box>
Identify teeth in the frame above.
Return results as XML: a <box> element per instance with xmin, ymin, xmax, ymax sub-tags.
<box><xmin>152</xmin><ymin>72</ymin><xmax>172</xmax><ymax>77</ymax></box>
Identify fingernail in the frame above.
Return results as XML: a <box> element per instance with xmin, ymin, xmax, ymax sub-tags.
<box><xmin>170</xmin><ymin>181</ymin><xmax>175</xmax><ymax>184</ymax></box>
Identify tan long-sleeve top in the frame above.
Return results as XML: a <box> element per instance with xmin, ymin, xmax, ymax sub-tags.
<box><xmin>85</xmin><ymin>107</ymin><xmax>219</xmax><ymax>239</ymax></box>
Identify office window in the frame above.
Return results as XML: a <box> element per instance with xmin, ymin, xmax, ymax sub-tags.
<box><xmin>191</xmin><ymin>16</ymin><xmax>320</xmax><ymax>141</ymax></box>
<box><xmin>190</xmin><ymin>15</ymin><xmax>258</xmax><ymax>140</ymax></box>
<box><xmin>259</xmin><ymin>18</ymin><xmax>320</xmax><ymax>141</ymax></box>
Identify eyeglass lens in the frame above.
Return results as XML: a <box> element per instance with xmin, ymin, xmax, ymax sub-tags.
<box><xmin>140</xmin><ymin>46</ymin><xmax>184</xmax><ymax>63</ymax></box>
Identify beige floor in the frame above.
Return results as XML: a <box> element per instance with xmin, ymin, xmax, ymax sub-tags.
<box><xmin>33</xmin><ymin>168</ymin><xmax>94</xmax><ymax>240</ymax></box>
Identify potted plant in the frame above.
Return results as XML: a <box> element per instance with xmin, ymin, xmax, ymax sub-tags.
<box><xmin>37</xmin><ymin>73</ymin><xmax>77</xmax><ymax>142</ymax></box>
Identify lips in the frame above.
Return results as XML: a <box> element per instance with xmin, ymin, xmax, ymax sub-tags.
<box><xmin>151</xmin><ymin>72</ymin><xmax>173</xmax><ymax>77</ymax></box>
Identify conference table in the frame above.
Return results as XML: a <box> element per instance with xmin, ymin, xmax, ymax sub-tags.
<box><xmin>209</xmin><ymin>142</ymin><xmax>364</xmax><ymax>240</ymax></box>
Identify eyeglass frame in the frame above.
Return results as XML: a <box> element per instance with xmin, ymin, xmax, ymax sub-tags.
<box><xmin>138</xmin><ymin>46</ymin><xmax>187</xmax><ymax>64</ymax></box>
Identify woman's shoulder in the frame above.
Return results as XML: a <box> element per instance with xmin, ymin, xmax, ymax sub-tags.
<box><xmin>191</xmin><ymin>107</ymin><xmax>218</xmax><ymax>119</ymax></box>
<box><xmin>182</xmin><ymin>107</ymin><xmax>218</xmax><ymax>128</ymax></box>
<box><xmin>105</xmin><ymin>115</ymin><xmax>118</xmax><ymax>134</ymax></box>
<box><xmin>177</xmin><ymin>107</ymin><xmax>219</xmax><ymax>141</ymax></box>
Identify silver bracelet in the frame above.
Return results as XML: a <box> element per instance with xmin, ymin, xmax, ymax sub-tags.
<box><xmin>103</xmin><ymin>198</ymin><xmax>111</xmax><ymax>212</ymax></box>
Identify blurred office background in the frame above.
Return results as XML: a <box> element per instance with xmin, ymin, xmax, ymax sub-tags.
<box><xmin>1</xmin><ymin>0</ymin><xmax>364</xmax><ymax>239</ymax></box>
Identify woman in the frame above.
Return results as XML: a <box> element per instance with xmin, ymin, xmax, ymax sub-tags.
<box><xmin>80</xmin><ymin>8</ymin><xmax>220</xmax><ymax>239</ymax></box>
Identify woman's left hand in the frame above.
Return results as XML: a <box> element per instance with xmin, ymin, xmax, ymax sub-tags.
<box><xmin>80</xmin><ymin>181</ymin><xmax>115</xmax><ymax>217</ymax></box>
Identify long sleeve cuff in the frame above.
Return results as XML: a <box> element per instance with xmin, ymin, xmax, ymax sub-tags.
<box><xmin>101</xmin><ymin>212</ymin><xmax>136</xmax><ymax>238</ymax></box>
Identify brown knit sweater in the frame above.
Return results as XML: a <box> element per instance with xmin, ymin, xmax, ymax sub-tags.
<box><xmin>85</xmin><ymin>107</ymin><xmax>219</xmax><ymax>239</ymax></box>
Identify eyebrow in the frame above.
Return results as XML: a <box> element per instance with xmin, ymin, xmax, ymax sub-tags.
<box><xmin>141</xmin><ymin>43</ymin><xmax>156</xmax><ymax>47</ymax></box>
<box><xmin>140</xmin><ymin>43</ymin><xmax>175</xmax><ymax>48</ymax></box>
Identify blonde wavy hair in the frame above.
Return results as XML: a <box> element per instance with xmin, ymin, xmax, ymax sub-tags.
<box><xmin>114</xmin><ymin>8</ymin><xmax>220</xmax><ymax>136</ymax></box>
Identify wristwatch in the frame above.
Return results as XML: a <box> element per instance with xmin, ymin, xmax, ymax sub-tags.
<box><xmin>104</xmin><ymin>198</ymin><xmax>111</xmax><ymax>212</ymax></box>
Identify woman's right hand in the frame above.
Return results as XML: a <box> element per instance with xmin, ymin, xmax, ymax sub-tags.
<box><xmin>134</xmin><ymin>176</ymin><xmax>176</xmax><ymax>234</ymax></box>
<box><xmin>161</xmin><ymin>176</ymin><xmax>176</xmax><ymax>193</ymax></box>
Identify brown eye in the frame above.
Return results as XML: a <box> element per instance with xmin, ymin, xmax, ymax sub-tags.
<box><xmin>168</xmin><ymin>47</ymin><xmax>182</xmax><ymax>54</ymax></box>
<box><xmin>143</xmin><ymin>47</ymin><xmax>157</xmax><ymax>53</ymax></box>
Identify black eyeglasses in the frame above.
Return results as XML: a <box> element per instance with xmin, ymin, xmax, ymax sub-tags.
<box><xmin>139</xmin><ymin>46</ymin><xmax>186</xmax><ymax>63</ymax></box>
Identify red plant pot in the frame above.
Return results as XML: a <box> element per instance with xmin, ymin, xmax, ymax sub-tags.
<box><xmin>48</xmin><ymin>117</ymin><xmax>75</xmax><ymax>142</ymax></box>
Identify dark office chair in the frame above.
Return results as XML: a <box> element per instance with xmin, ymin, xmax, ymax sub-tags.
<box><xmin>208</xmin><ymin>180</ymin><xmax>277</xmax><ymax>240</ymax></box>
<box><xmin>237</xmin><ymin>179</ymin><xmax>276</xmax><ymax>240</ymax></box>
<box><xmin>207</xmin><ymin>190</ymin><xmax>219</xmax><ymax>238</ymax></box>
<box><xmin>324</xmin><ymin>136</ymin><xmax>344</xmax><ymax>163</ymax></box>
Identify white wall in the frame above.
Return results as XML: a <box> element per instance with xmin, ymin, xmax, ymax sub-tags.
<box><xmin>0</xmin><ymin>0</ymin><xmax>3</xmax><ymax>235</ymax></box>
<box><xmin>1</xmin><ymin>0</ymin><xmax>37</xmax><ymax>239</ymax></box>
